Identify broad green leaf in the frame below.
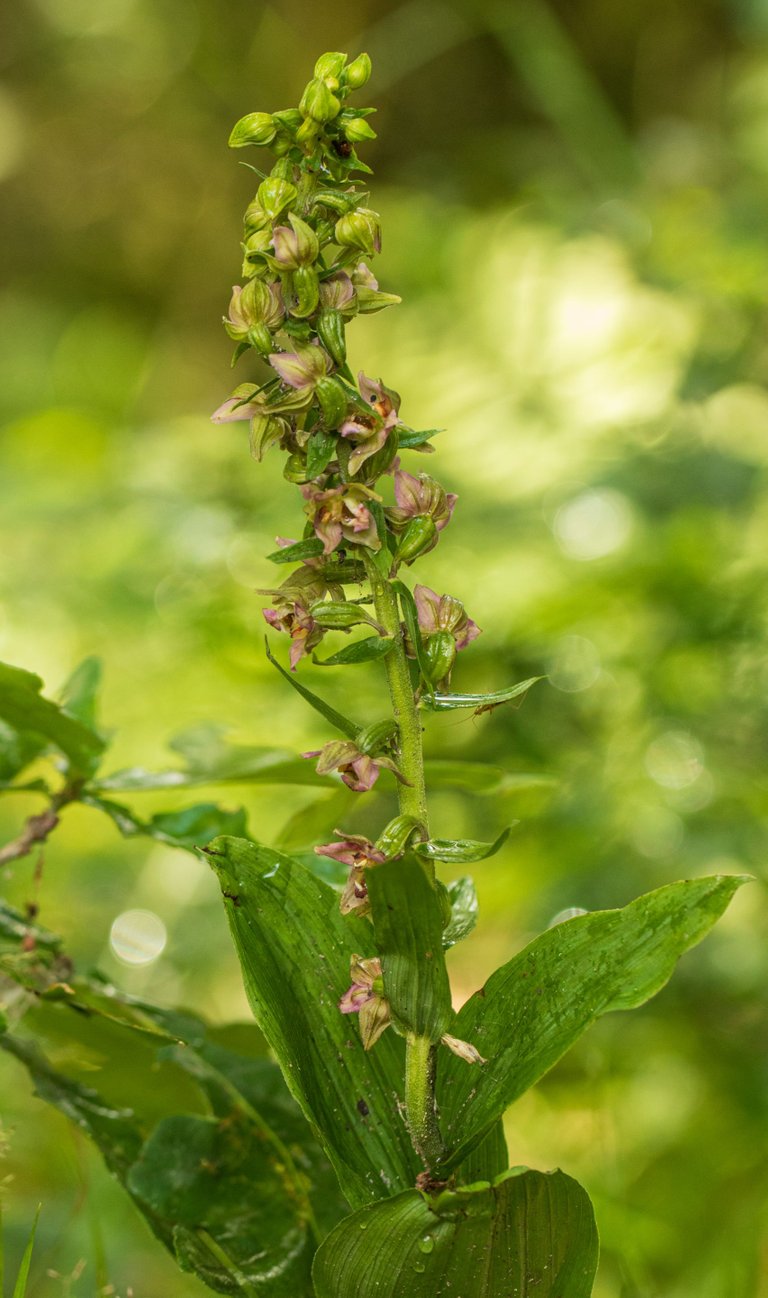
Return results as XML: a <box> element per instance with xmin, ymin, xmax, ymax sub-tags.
<box><xmin>313</xmin><ymin>636</ymin><xmax>395</xmax><ymax>667</ymax></box>
<box><xmin>0</xmin><ymin>662</ymin><xmax>105</xmax><ymax>779</ymax></box>
<box><xmin>414</xmin><ymin>827</ymin><xmax>514</xmax><ymax>865</ymax></box>
<box><xmin>82</xmin><ymin>794</ymin><xmax>249</xmax><ymax>852</ymax></box>
<box><xmin>265</xmin><ymin>537</ymin><xmax>325</xmax><ymax>565</ymax></box>
<box><xmin>127</xmin><ymin>1113</ymin><xmax>314</xmax><ymax>1297</ymax></box>
<box><xmin>437</xmin><ymin>875</ymin><xmax>748</xmax><ymax>1170</ymax></box>
<box><xmin>265</xmin><ymin>640</ymin><xmax>360</xmax><ymax>738</ymax></box>
<box><xmin>441</xmin><ymin>877</ymin><xmax>478</xmax><ymax>950</ymax></box>
<box><xmin>420</xmin><ymin>676</ymin><xmax>543</xmax><ymax>712</ymax></box>
<box><xmin>367</xmin><ymin>853</ymin><xmax>452</xmax><ymax>1042</ymax></box>
<box><xmin>453</xmin><ymin>1118</ymin><xmax>508</xmax><ymax>1182</ymax></box>
<box><xmin>312</xmin><ymin>1167</ymin><xmax>598</xmax><ymax>1298</ymax></box>
<box><xmin>11</xmin><ymin>1204</ymin><xmax>40</xmax><ymax>1298</ymax></box>
<box><xmin>424</xmin><ymin>761</ymin><xmax>556</xmax><ymax>797</ymax></box>
<box><xmin>94</xmin><ymin>725</ymin><xmax>333</xmax><ymax>792</ymax></box>
<box><xmin>57</xmin><ymin>656</ymin><xmax>102</xmax><ymax>730</ymax></box>
<box><xmin>203</xmin><ymin>835</ymin><xmax>421</xmax><ymax>1206</ymax></box>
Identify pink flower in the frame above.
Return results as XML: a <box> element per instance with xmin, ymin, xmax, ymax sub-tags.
<box><xmin>337</xmin><ymin>372</ymin><xmax>401</xmax><ymax>475</ymax></box>
<box><xmin>413</xmin><ymin>584</ymin><xmax>481</xmax><ymax>652</ymax></box>
<box><xmin>303</xmin><ymin>740</ymin><xmax>408</xmax><ymax>792</ymax></box>
<box><xmin>301</xmin><ymin>482</ymin><xmax>381</xmax><ymax>555</ymax></box>
<box><xmin>339</xmin><ymin>954</ymin><xmax>391</xmax><ymax>1051</ymax></box>
<box><xmin>387</xmin><ymin>469</ymin><xmax>457</xmax><ymax>534</ymax></box>
<box><xmin>211</xmin><ymin>383</ymin><xmax>265</xmax><ymax>424</ymax></box>
<box><xmin>263</xmin><ymin>599</ymin><xmax>324</xmax><ymax>670</ymax></box>
<box><xmin>268</xmin><ymin>343</ymin><xmax>331</xmax><ymax>397</ymax></box>
<box><xmin>315</xmin><ymin>832</ymin><xmax>387</xmax><ymax>916</ymax></box>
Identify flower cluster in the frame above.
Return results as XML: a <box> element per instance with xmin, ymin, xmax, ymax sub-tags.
<box><xmin>215</xmin><ymin>53</ymin><xmax>485</xmax><ymax>1062</ymax></box>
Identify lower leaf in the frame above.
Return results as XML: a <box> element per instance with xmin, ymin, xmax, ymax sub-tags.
<box><xmin>312</xmin><ymin>1167</ymin><xmax>598</xmax><ymax>1298</ymax></box>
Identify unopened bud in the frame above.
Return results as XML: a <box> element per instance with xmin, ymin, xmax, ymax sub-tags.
<box><xmin>315</xmin><ymin>52</ymin><xmax>347</xmax><ymax>81</ymax></box>
<box><xmin>357</xmin><ymin>718</ymin><xmax>398</xmax><ymax>755</ymax></box>
<box><xmin>249</xmin><ymin>413</ymin><xmax>286</xmax><ymax>462</ymax></box>
<box><xmin>243</xmin><ymin>199</ymin><xmax>270</xmax><ymax>234</ymax></box>
<box><xmin>423</xmin><ymin>630</ymin><xmax>457</xmax><ymax>689</ymax></box>
<box><xmin>345</xmin><ymin>53</ymin><xmax>372</xmax><ymax>89</ymax></box>
<box><xmin>315</xmin><ymin>375</ymin><xmax>348</xmax><ymax>429</ymax></box>
<box><xmin>374</xmin><ymin>814</ymin><xmax>425</xmax><ymax>859</ymax></box>
<box><xmin>229</xmin><ymin>112</ymin><xmax>276</xmax><ymax>149</ymax></box>
<box><xmin>335</xmin><ymin>208</ymin><xmax>382</xmax><ymax>258</ymax></box>
<box><xmin>342</xmin><ymin>116</ymin><xmax>377</xmax><ymax>144</ymax></box>
<box><xmin>296</xmin><ymin>116</ymin><xmax>321</xmax><ymax>148</ymax></box>
<box><xmin>272</xmin><ymin>215</ymin><xmax>320</xmax><ymax>269</ymax></box>
<box><xmin>309</xmin><ymin>600</ymin><xmax>378</xmax><ymax>630</ymax></box>
<box><xmin>395</xmin><ymin>516</ymin><xmax>438</xmax><ymax>565</ymax></box>
<box><xmin>300</xmin><ymin>78</ymin><xmax>341</xmax><ymax>124</ymax></box>
<box><xmin>287</xmin><ymin>265</ymin><xmax>320</xmax><ymax>318</ymax></box>
<box><xmin>283</xmin><ymin>453</ymin><xmax>309</xmax><ymax>484</ymax></box>
<box><xmin>257</xmin><ymin>177</ymin><xmax>298</xmax><ymax>223</ymax></box>
<box><xmin>316</xmin><ymin>309</ymin><xmax>347</xmax><ymax>366</ymax></box>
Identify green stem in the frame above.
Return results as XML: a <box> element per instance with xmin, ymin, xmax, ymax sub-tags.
<box><xmin>405</xmin><ymin>1033</ymin><xmax>444</xmax><ymax>1170</ymax></box>
<box><xmin>364</xmin><ymin>554</ymin><xmax>445</xmax><ymax>1169</ymax></box>
<box><xmin>363</xmin><ymin>557</ymin><xmax>428</xmax><ymax>828</ymax></box>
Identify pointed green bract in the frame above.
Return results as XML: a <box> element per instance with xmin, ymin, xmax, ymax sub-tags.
<box><xmin>265</xmin><ymin>639</ymin><xmax>360</xmax><ymax>738</ymax></box>
<box><xmin>437</xmin><ymin>875</ymin><xmax>748</xmax><ymax>1170</ymax></box>
<box><xmin>203</xmin><ymin>835</ymin><xmax>421</xmax><ymax>1205</ymax></box>
<box><xmin>420</xmin><ymin>676</ymin><xmax>543</xmax><ymax>712</ymax></box>
<box><xmin>312</xmin><ymin>1168</ymin><xmax>599</xmax><ymax>1298</ymax></box>
<box><xmin>414</xmin><ymin>826</ymin><xmax>513</xmax><ymax>864</ymax></box>
<box><xmin>367</xmin><ymin>852</ymin><xmax>452</xmax><ymax>1042</ymax></box>
<box><xmin>11</xmin><ymin>1204</ymin><xmax>40</xmax><ymax>1298</ymax></box>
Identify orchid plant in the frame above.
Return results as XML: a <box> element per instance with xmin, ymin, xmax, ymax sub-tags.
<box><xmin>0</xmin><ymin>52</ymin><xmax>746</xmax><ymax>1298</ymax></box>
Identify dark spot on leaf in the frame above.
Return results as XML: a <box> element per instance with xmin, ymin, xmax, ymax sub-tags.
<box><xmin>357</xmin><ymin>1098</ymin><xmax>370</xmax><ymax>1117</ymax></box>
<box><xmin>223</xmin><ymin>890</ymin><xmax>241</xmax><ymax>907</ymax></box>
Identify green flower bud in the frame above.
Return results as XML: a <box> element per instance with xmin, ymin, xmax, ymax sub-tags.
<box><xmin>296</xmin><ymin>116</ymin><xmax>321</xmax><ymax>148</ymax></box>
<box><xmin>272</xmin><ymin>109</ymin><xmax>303</xmax><ymax>136</ymax></box>
<box><xmin>357</xmin><ymin>718</ymin><xmax>398</xmax><ymax>754</ymax></box>
<box><xmin>228</xmin><ymin>112</ymin><xmax>276</xmax><ymax>149</ymax></box>
<box><xmin>316</xmin><ymin>308</ymin><xmax>347</xmax><ymax>365</ymax></box>
<box><xmin>257</xmin><ymin>177</ymin><xmax>298</xmax><ymax>222</ymax></box>
<box><xmin>314</xmin><ymin>52</ymin><xmax>347</xmax><ymax>81</ymax></box>
<box><xmin>374</xmin><ymin>813</ymin><xmax>425</xmax><ymax>859</ymax></box>
<box><xmin>247</xmin><ymin>322</ymin><xmax>274</xmax><ymax>355</ymax></box>
<box><xmin>272</xmin><ymin>214</ymin><xmax>320</xmax><ymax>269</ymax></box>
<box><xmin>287</xmin><ymin>265</ymin><xmax>320</xmax><ymax>318</ymax></box>
<box><xmin>423</xmin><ymin>630</ymin><xmax>457</xmax><ymax>689</ymax></box>
<box><xmin>395</xmin><ymin>515</ymin><xmax>439</xmax><ymax>566</ymax></box>
<box><xmin>272</xmin><ymin>133</ymin><xmax>293</xmax><ymax>158</ymax></box>
<box><xmin>242</xmin><ymin>228</ymin><xmax>272</xmax><ymax>274</ymax></box>
<box><xmin>311</xmin><ymin>189</ymin><xmax>360</xmax><ymax>215</ymax></box>
<box><xmin>243</xmin><ymin>199</ymin><xmax>270</xmax><ymax>234</ymax></box>
<box><xmin>342</xmin><ymin>117</ymin><xmax>377</xmax><ymax>144</ymax></box>
<box><xmin>345</xmin><ymin>53</ymin><xmax>372</xmax><ymax>89</ymax></box>
<box><xmin>315</xmin><ymin>375</ymin><xmax>348</xmax><ymax>429</ymax></box>
<box><xmin>300</xmin><ymin>78</ymin><xmax>341</xmax><ymax>124</ymax></box>
<box><xmin>270</xmin><ymin>156</ymin><xmax>296</xmax><ymax>182</ymax></box>
<box><xmin>284</xmin><ymin>453</ymin><xmax>309</xmax><ymax>484</ymax></box>
<box><xmin>309</xmin><ymin>600</ymin><xmax>377</xmax><ymax>630</ymax></box>
<box><xmin>335</xmin><ymin>207</ymin><xmax>382</xmax><ymax>258</ymax></box>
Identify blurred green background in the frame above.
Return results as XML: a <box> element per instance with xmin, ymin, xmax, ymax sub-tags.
<box><xmin>1</xmin><ymin>0</ymin><xmax>767</xmax><ymax>1293</ymax></box>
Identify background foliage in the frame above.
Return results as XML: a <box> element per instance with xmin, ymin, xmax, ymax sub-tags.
<box><xmin>1</xmin><ymin>1</ymin><xmax>767</xmax><ymax>1294</ymax></box>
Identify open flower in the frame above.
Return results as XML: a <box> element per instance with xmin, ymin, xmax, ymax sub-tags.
<box><xmin>211</xmin><ymin>383</ymin><xmax>267</xmax><ymax>424</ymax></box>
<box><xmin>302</xmin><ymin>482</ymin><xmax>381</xmax><ymax>554</ymax></box>
<box><xmin>339</xmin><ymin>954</ymin><xmax>391</xmax><ymax>1050</ymax></box>
<box><xmin>413</xmin><ymin>584</ymin><xmax>481</xmax><ymax>652</ymax></box>
<box><xmin>268</xmin><ymin>342</ymin><xmax>331</xmax><ymax>402</ymax></box>
<box><xmin>263</xmin><ymin>597</ymin><xmax>325</xmax><ymax>670</ymax></box>
<box><xmin>319</xmin><ymin>270</ymin><xmax>357</xmax><ymax>313</ymax></box>
<box><xmin>315</xmin><ymin>832</ymin><xmax>386</xmax><ymax>915</ymax></box>
<box><xmin>339</xmin><ymin>372</ymin><xmax>402</xmax><ymax>475</ymax></box>
<box><xmin>303</xmin><ymin>739</ymin><xmax>408</xmax><ymax>791</ymax></box>
<box><xmin>351</xmin><ymin>262</ymin><xmax>401</xmax><ymax>314</ymax></box>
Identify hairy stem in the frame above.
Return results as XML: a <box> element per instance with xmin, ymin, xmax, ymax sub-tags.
<box><xmin>363</xmin><ymin>557</ymin><xmax>428</xmax><ymax>828</ymax></box>
<box><xmin>404</xmin><ymin>1033</ymin><xmax>444</xmax><ymax>1169</ymax></box>
<box><xmin>364</xmin><ymin>555</ymin><xmax>445</xmax><ymax>1167</ymax></box>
